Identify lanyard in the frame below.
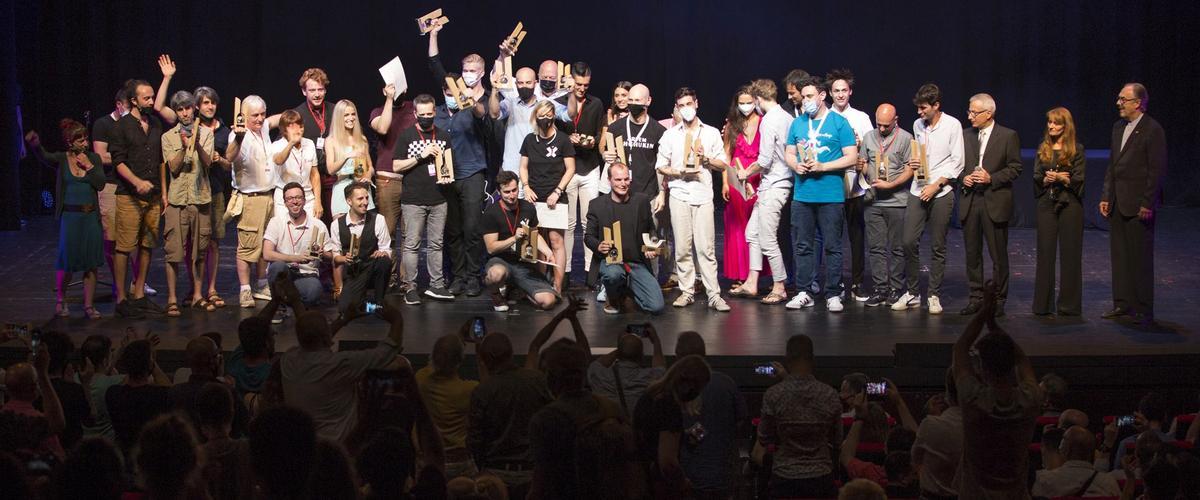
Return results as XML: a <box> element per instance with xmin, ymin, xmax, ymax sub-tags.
<box><xmin>624</xmin><ymin>116</ymin><xmax>648</xmax><ymax>167</ymax></box>
<box><xmin>806</xmin><ymin>111</ymin><xmax>829</xmax><ymax>139</ymax></box>
<box><xmin>307</xmin><ymin>103</ymin><xmax>327</xmax><ymax>136</ymax></box>
<box><xmin>286</xmin><ymin>220</ymin><xmax>308</xmax><ymax>252</ymax></box>
<box><xmin>573</xmin><ymin>98</ymin><xmax>585</xmax><ymax>128</ymax></box>
<box><xmin>501</xmin><ymin>201</ymin><xmax>520</xmax><ymax>236</ymax></box>
<box><xmin>417</xmin><ymin>128</ymin><xmax>437</xmax><ymax>143</ymax></box>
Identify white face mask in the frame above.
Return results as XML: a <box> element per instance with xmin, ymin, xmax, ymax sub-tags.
<box><xmin>462</xmin><ymin>71</ymin><xmax>480</xmax><ymax>87</ymax></box>
<box><xmin>738</xmin><ymin>103</ymin><xmax>755</xmax><ymax>116</ymax></box>
<box><xmin>678</xmin><ymin>106</ymin><xmax>697</xmax><ymax>122</ymax></box>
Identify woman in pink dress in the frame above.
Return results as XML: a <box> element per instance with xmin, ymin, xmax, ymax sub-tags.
<box><xmin>721</xmin><ymin>86</ymin><xmax>767</xmax><ymax>288</ymax></box>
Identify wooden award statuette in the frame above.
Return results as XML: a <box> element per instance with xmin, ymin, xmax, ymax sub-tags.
<box><xmin>232</xmin><ymin>97</ymin><xmax>244</xmax><ymax>129</ymax></box>
<box><xmin>416</xmin><ymin>9</ymin><xmax>449</xmax><ymax>35</ymax></box>
<box><xmin>557</xmin><ymin>60</ymin><xmax>571</xmax><ymax>91</ymax></box>
<box><xmin>493</xmin><ymin>56</ymin><xmax>515</xmax><ymax>90</ymax></box>
<box><xmin>876</xmin><ymin>147</ymin><xmax>888</xmax><ymax>182</ymax></box>
<box><xmin>353</xmin><ymin>157</ymin><xmax>366</xmax><ymax>179</ymax></box>
<box><xmin>681</xmin><ymin>132</ymin><xmax>702</xmax><ymax>175</ymax></box>
<box><xmin>348</xmin><ymin>233</ymin><xmax>361</xmax><ymax>261</ymax></box>
<box><xmin>603</xmin><ymin>132</ymin><xmax>627</xmax><ymax>164</ymax></box>
<box><xmin>641</xmin><ymin>233</ymin><xmax>665</xmax><ymax>255</ymax></box>
<box><xmin>435</xmin><ymin>149</ymin><xmax>454</xmax><ymax>184</ymax></box>
<box><xmin>603</xmin><ymin>221</ymin><xmax>623</xmax><ymax>265</ymax></box>
<box><xmin>910</xmin><ymin>139</ymin><xmax>928</xmax><ymax>183</ymax></box>
<box><xmin>444</xmin><ymin>76</ymin><xmax>475</xmax><ymax>109</ymax></box>
<box><xmin>518</xmin><ymin>222</ymin><xmax>540</xmax><ymax>264</ymax></box>
<box><xmin>506</xmin><ymin>22</ymin><xmax>527</xmax><ymax>52</ymax></box>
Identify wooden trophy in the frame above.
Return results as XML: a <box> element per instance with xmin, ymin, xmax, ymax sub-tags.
<box><xmin>353</xmin><ymin>157</ymin><xmax>367</xmax><ymax>179</ymax></box>
<box><xmin>518</xmin><ymin>222</ymin><xmax>540</xmax><ymax>264</ymax></box>
<box><xmin>733</xmin><ymin>158</ymin><xmax>753</xmax><ymax>198</ymax></box>
<box><xmin>493</xmin><ymin>56</ymin><xmax>515</xmax><ymax>90</ymax></box>
<box><xmin>682</xmin><ymin>132</ymin><xmax>701</xmax><ymax>174</ymax></box>
<box><xmin>910</xmin><ymin>139</ymin><xmax>928</xmax><ymax>183</ymax></box>
<box><xmin>875</xmin><ymin>147</ymin><xmax>888</xmax><ymax>182</ymax></box>
<box><xmin>444</xmin><ymin>76</ymin><xmax>475</xmax><ymax>108</ymax></box>
<box><xmin>309</xmin><ymin>230</ymin><xmax>326</xmax><ymax>259</ymax></box>
<box><xmin>602</xmin><ymin>132</ymin><xmax>626</xmax><ymax>164</ymax></box>
<box><xmin>506</xmin><ymin>22</ymin><xmax>527</xmax><ymax>52</ymax></box>
<box><xmin>232</xmin><ymin>97</ymin><xmax>244</xmax><ymax>130</ymax></box>
<box><xmin>603</xmin><ymin>221</ymin><xmax>623</xmax><ymax>265</ymax></box>
<box><xmin>435</xmin><ymin>149</ymin><xmax>454</xmax><ymax>184</ymax></box>
<box><xmin>348</xmin><ymin>233</ymin><xmax>361</xmax><ymax>261</ymax></box>
<box><xmin>641</xmin><ymin>233</ymin><xmax>665</xmax><ymax>255</ymax></box>
<box><xmin>416</xmin><ymin>9</ymin><xmax>449</xmax><ymax>35</ymax></box>
<box><xmin>557</xmin><ymin>60</ymin><xmax>570</xmax><ymax>91</ymax></box>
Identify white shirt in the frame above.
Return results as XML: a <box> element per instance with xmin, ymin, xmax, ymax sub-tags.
<box><xmin>754</xmin><ymin>104</ymin><xmax>796</xmax><ymax>192</ymax></box>
<box><xmin>911</xmin><ymin>113</ymin><xmax>965</xmax><ymax>198</ymax></box>
<box><xmin>831</xmin><ymin>104</ymin><xmax>873</xmax><ymax>197</ymax></box>
<box><xmin>655</xmin><ymin>120</ymin><xmax>727</xmax><ymax>206</ymax></box>
<box><xmin>975</xmin><ymin>122</ymin><xmax>995</xmax><ymax>170</ymax></box>
<box><xmin>1032</xmin><ymin>460</ymin><xmax>1122</xmax><ymax>498</ymax></box>
<box><xmin>270</xmin><ymin>138</ymin><xmax>318</xmax><ymax>210</ymax></box>
<box><xmin>263</xmin><ymin>212</ymin><xmax>330</xmax><ymax>276</ymax></box>
<box><xmin>229</xmin><ymin>127</ymin><xmax>277</xmax><ymax>194</ymax></box>
<box><xmin>327</xmin><ymin>212</ymin><xmax>393</xmax><ymax>257</ymax></box>
<box><xmin>913</xmin><ymin>406</ymin><xmax>964</xmax><ymax>497</ymax></box>
<box><xmin>1120</xmin><ymin>113</ymin><xmax>1143</xmax><ymax>151</ymax></box>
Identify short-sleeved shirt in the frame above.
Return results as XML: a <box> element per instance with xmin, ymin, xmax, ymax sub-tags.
<box><xmin>110</xmin><ymin>112</ymin><xmax>164</xmax><ymax>200</ymax></box>
<box><xmin>860</xmin><ymin>128</ymin><xmax>915</xmax><ymax>208</ymax></box>
<box><xmin>680</xmin><ymin>371</ymin><xmax>748</xmax><ymax>491</ymax></box>
<box><xmin>263</xmin><ymin>213</ymin><xmax>330</xmax><ymax>275</ymax></box>
<box><xmin>105</xmin><ymin>383</ymin><xmax>173</xmax><ymax>451</ymax></box>
<box><xmin>480</xmin><ymin>199</ymin><xmax>539</xmax><ymax>263</ymax></box>
<box><xmin>656</xmin><ymin>121</ymin><xmax>727</xmax><ymax>206</ymax></box>
<box><xmin>559</xmin><ymin>95</ymin><xmax>606</xmax><ymax>175</ymax></box>
<box><xmin>467</xmin><ymin>366</ymin><xmax>553</xmax><ymax>467</ymax></box>
<box><xmin>912</xmin><ymin>405</ymin><xmax>963</xmax><ymax>497</ymax></box>
<box><xmin>633</xmin><ymin>391</ymin><xmax>684</xmax><ymax>464</ymax></box>
<box><xmin>529</xmin><ymin>390</ymin><xmax>624</xmax><ymax>498</ymax></box>
<box><xmin>199</xmin><ymin>119</ymin><xmax>232</xmax><ymax>196</ymax></box>
<box><xmin>955</xmin><ymin>374</ymin><xmax>1041</xmax><ymax>499</ymax></box>
<box><xmin>393</xmin><ymin>125</ymin><xmax>451</xmax><ymax>205</ymax></box>
<box><xmin>161</xmin><ymin>123</ymin><xmax>215</xmax><ymax>205</ymax></box>
<box><xmin>415</xmin><ymin>365</ymin><xmax>478</xmax><ymax>452</ymax></box>
<box><xmin>229</xmin><ymin>128</ymin><xmax>277</xmax><ymax>193</ymax></box>
<box><xmin>292</xmin><ymin>101</ymin><xmax>333</xmax><ymax>174</ymax></box>
<box><xmin>830</xmin><ymin>104</ymin><xmax>874</xmax><ymax>198</ymax></box>
<box><xmin>606</xmin><ymin>116</ymin><xmax>666</xmax><ymax>196</ymax></box>
<box><xmin>224</xmin><ymin>347</ymin><xmax>271</xmax><ymax>397</ymax></box>
<box><xmin>280</xmin><ymin>340</ymin><xmax>400</xmax><ymax>443</ymax></box>
<box><xmin>787</xmin><ymin>109</ymin><xmax>856</xmax><ymax>203</ymax></box>
<box><xmin>91</xmin><ymin>112</ymin><xmax>120</xmax><ymax>183</ymax></box>
<box><xmin>270</xmin><ymin>137</ymin><xmax>317</xmax><ymax>198</ymax></box>
<box><xmin>520</xmin><ymin>130</ymin><xmax>576</xmax><ymax>199</ymax></box>
<box><xmin>369</xmin><ymin>100</ymin><xmax>418</xmax><ymax>174</ymax></box>
<box><xmin>586</xmin><ymin>359</ymin><xmax>665</xmax><ymax>415</ymax></box>
<box><xmin>83</xmin><ymin>374</ymin><xmax>123</xmax><ymax>439</ymax></box>
<box><xmin>758</xmin><ymin>374</ymin><xmax>843</xmax><ymax>480</ymax></box>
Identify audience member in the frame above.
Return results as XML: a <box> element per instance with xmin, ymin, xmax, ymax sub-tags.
<box><xmin>839</xmin><ymin>382</ymin><xmax>919</xmax><ymax>496</ymax></box>
<box><xmin>755</xmin><ymin>334</ymin><xmax>842</xmax><ymax>498</ymax></box>
<box><xmin>588</xmin><ymin>323</ymin><xmax>666</xmax><ymax>416</ymax></box>
<box><xmin>134</xmin><ymin>412</ymin><xmax>203</xmax><ymax>500</ymax></box>
<box><xmin>226</xmin><ymin>316</ymin><xmax>275</xmax><ymax>400</ymax></box>
<box><xmin>80</xmin><ymin>334</ymin><xmax>122</xmax><ymax>440</ymax></box>
<box><xmin>247</xmin><ymin>406</ymin><xmax>317</xmax><ymax>500</ymax></box>
<box><xmin>39</xmin><ymin>330</ymin><xmax>91</xmax><ymax>450</ymax></box>
<box><xmin>633</xmin><ymin>354</ymin><xmax>711</xmax><ymax>497</ymax></box>
<box><xmin>1032</xmin><ymin>425</ymin><xmax>1121</xmax><ymax>498</ymax></box>
<box><xmin>416</xmin><ymin>331</ymin><xmax>479</xmax><ymax>478</ymax></box>
<box><xmin>105</xmin><ymin>338</ymin><xmax>172</xmax><ymax>453</ymax></box>
<box><xmin>1039</xmin><ymin>372</ymin><xmax>1069</xmax><ymax>417</ymax></box>
<box><xmin>309</xmin><ymin>439</ymin><xmax>360</xmax><ymax>500</ymax></box>
<box><xmin>674</xmin><ymin>331</ymin><xmax>748</xmax><ymax>500</ymax></box>
<box><xmin>1</xmin><ymin>347</ymin><xmax>66</xmax><ymax>461</ymax></box>
<box><xmin>169</xmin><ymin>336</ymin><xmax>247</xmax><ymax>437</ymax></box>
<box><xmin>196</xmin><ymin>382</ymin><xmax>252</xmax><ymax>500</ymax></box>
<box><xmin>52</xmin><ymin>437</ymin><xmax>125</xmax><ymax>500</ymax></box>
<box><xmin>838</xmin><ymin>478</ymin><xmax>886</xmax><ymax>500</ymax></box>
<box><xmin>1111</xmin><ymin>392</ymin><xmax>1173</xmax><ymax>471</ymax></box>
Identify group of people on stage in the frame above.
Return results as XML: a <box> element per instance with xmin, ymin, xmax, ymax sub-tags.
<box><xmin>30</xmin><ymin>21</ymin><xmax>1166</xmax><ymax>326</ymax></box>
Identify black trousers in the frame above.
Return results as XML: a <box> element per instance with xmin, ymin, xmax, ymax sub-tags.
<box><xmin>845</xmin><ymin>195</ymin><xmax>866</xmax><ymax>292</ymax></box>
<box><xmin>445</xmin><ymin>171</ymin><xmax>486</xmax><ymax>283</ymax></box>
<box><xmin>1032</xmin><ymin>195</ymin><xmax>1083</xmax><ymax>315</ymax></box>
<box><xmin>962</xmin><ymin>195</ymin><xmax>1010</xmax><ymax>304</ymax></box>
<box><xmin>338</xmin><ymin>256</ymin><xmax>392</xmax><ymax>314</ymax></box>
<box><xmin>1108</xmin><ymin>197</ymin><xmax>1155</xmax><ymax>317</ymax></box>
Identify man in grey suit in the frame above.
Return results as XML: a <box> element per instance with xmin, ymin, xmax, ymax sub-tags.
<box><xmin>959</xmin><ymin>93</ymin><xmax>1022</xmax><ymax>317</ymax></box>
<box><xmin>1100</xmin><ymin>83</ymin><xmax>1166</xmax><ymax>327</ymax></box>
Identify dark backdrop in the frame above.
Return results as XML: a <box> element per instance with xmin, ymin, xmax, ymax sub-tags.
<box><xmin>12</xmin><ymin>0</ymin><xmax>1200</xmax><ymax>208</ymax></box>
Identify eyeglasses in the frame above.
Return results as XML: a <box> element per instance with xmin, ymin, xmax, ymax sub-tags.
<box><xmin>966</xmin><ymin>109</ymin><xmax>991</xmax><ymax>117</ymax></box>
<box><xmin>1117</xmin><ymin>97</ymin><xmax>1139</xmax><ymax>105</ymax></box>
<box><xmin>284</xmin><ymin>195</ymin><xmax>306</xmax><ymax>202</ymax></box>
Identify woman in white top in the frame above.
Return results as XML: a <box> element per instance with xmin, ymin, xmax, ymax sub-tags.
<box><xmin>326</xmin><ymin>99</ymin><xmax>374</xmax><ymax>218</ymax></box>
<box><xmin>270</xmin><ymin>110</ymin><xmax>320</xmax><ymax>218</ymax></box>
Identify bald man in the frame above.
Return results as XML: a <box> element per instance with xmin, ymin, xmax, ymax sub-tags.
<box><xmin>2</xmin><ymin>351</ymin><xmax>67</xmax><ymax>458</ymax></box>
<box><xmin>170</xmin><ymin>336</ymin><xmax>249</xmax><ymax>434</ymax></box>
<box><xmin>492</xmin><ymin>41</ymin><xmax>572</xmax><ymax>176</ymax></box>
<box><xmin>858</xmin><ymin>104</ymin><xmax>915</xmax><ymax>307</ymax></box>
<box><xmin>1033</xmin><ymin>426</ymin><xmax>1121</xmax><ymax>497</ymax></box>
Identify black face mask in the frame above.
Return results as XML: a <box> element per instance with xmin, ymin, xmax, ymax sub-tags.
<box><xmin>539</xmin><ymin>79</ymin><xmax>557</xmax><ymax>94</ymax></box>
<box><xmin>628</xmin><ymin>104</ymin><xmax>646</xmax><ymax>116</ymax></box>
<box><xmin>537</xmin><ymin>117</ymin><xmax>554</xmax><ymax>130</ymax></box>
<box><xmin>417</xmin><ymin>117</ymin><xmax>435</xmax><ymax>130</ymax></box>
<box><xmin>517</xmin><ymin>87</ymin><xmax>535</xmax><ymax>101</ymax></box>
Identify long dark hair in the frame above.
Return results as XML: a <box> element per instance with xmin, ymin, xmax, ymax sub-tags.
<box><xmin>723</xmin><ymin>85</ymin><xmax>757</xmax><ymax>157</ymax></box>
<box><xmin>610</xmin><ymin>81</ymin><xmax>633</xmax><ymax>113</ymax></box>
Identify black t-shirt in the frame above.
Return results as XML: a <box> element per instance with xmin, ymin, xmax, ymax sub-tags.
<box><xmin>607</xmin><ymin>116</ymin><xmax>666</xmax><ymax>196</ymax></box>
<box><xmin>555</xmin><ymin>95</ymin><xmax>606</xmax><ymax>175</ymax></box>
<box><xmin>480</xmin><ymin>199</ymin><xmax>539</xmax><ymax>263</ymax></box>
<box><xmin>519</xmin><ymin>130</ymin><xmax>575</xmax><ymax>199</ymax></box>
<box><xmin>105</xmin><ymin>384</ymin><xmax>172</xmax><ymax>451</ymax></box>
<box><xmin>44</xmin><ymin>378</ymin><xmax>90</xmax><ymax>450</ymax></box>
<box><xmin>91</xmin><ymin>113</ymin><xmax>119</xmax><ymax>183</ymax></box>
<box><xmin>201</xmin><ymin>119</ymin><xmax>232</xmax><ymax>196</ymax></box>
<box><xmin>292</xmin><ymin>101</ymin><xmax>334</xmax><ymax>178</ymax></box>
<box><xmin>109</xmin><ymin>113</ymin><xmax>164</xmax><ymax>199</ymax></box>
<box><xmin>394</xmin><ymin>125</ymin><xmax>451</xmax><ymax>206</ymax></box>
<box><xmin>632</xmin><ymin>391</ymin><xmax>683</xmax><ymax>464</ymax></box>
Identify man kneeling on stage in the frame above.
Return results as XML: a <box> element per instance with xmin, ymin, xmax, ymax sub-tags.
<box><xmin>263</xmin><ymin>182</ymin><xmax>330</xmax><ymax>309</ymax></box>
<box><xmin>481</xmin><ymin>171</ymin><xmax>559</xmax><ymax>312</ymax></box>
<box><xmin>328</xmin><ymin>182</ymin><xmax>393</xmax><ymax>314</ymax></box>
<box><xmin>586</xmin><ymin>162</ymin><xmax>664</xmax><ymax>314</ymax></box>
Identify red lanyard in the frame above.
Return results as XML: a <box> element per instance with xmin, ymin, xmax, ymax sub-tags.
<box><xmin>417</xmin><ymin>128</ymin><xmax>437</xmax><ymax>142</ymax></box>
<box><xmin>286</xmin><ymin>220</ymin><xmax>307</xmax><ymax>251</ymax></box>
<box><xmin>307</xmin><ymin>103</ymin><xmax>326</xmax><ymax>136</ymax></box>
<box><xmin>878</xmin><ymin>130</ymin><xmax>897</xmax><ymax>156</ymax></box>
<box><xmin>501</xmin><ymin>201</ymin><xmax>519</xmax><ymax>236</ymax></box>
<box><xmin>573</xmin><ymin>99</ymin><xmax>584</xmax><ymax>128</ymax></box>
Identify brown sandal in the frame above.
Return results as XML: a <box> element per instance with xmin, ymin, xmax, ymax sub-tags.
<box><xmin>760</xmin><ymin>292</ymin><xmax>787</xmax><ymax>305</ymax></box>
<box><xmin>193</xmin><ymin>298</ymin><xmax>216</xmax><ymax>312</ymax></box>
<box><xmin>165</xmin><ymin>302</ymin><xmax>182</xmax><ymax>317</ymax></box>
<box><xmin>207</xmin><ymin>294</ymin><xmax>226</xmax><ymax>308</ymax></box>
<box><xmin>729</xmin><ymin>286</ymin><xmax>758</xmax><ymax>298</ymax></box>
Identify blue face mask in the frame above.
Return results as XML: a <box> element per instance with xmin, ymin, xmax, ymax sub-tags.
<box><xmin>446</xmin><ymin>95</ymin><xmax>459</xmax><ymax>110</ymax></box>
<box><xmin>802</xmin><ymin>99</ymin><xmax>819</xmax><ymax>116</ymax></box>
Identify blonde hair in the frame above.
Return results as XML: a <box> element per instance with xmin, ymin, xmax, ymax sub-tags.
<box><xmin>325</xmin><ymin>99</ymin><xmax>371</xmax><ymax>173</ymax></box>
<box><xmin>1036</xmin><ymin>107</ymin><xmax>1078</xmax><ymax>168</ymax></box>
<box><xmin>530</xmin><ymin>100</ymin><xmax>557</xmax><ymax>133</ymax></box>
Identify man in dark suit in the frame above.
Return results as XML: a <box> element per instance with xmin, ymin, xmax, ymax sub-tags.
<box><xmin>959</xmin><ymin>93</ymin><xmax>1022</xmax><ymax>316</ymax></box>
<box><xmin>1100</xmin><ymin>83</ymin><xmax>1166</xmax><ymax>327</ymax></box>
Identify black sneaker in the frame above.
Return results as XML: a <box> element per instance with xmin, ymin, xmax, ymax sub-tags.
<box><xmin>133</xmin><ymin>296</ymin><xmax>164</xmax><ymax>314</ymax></box>
<box><xmin>116</xmin><ymin>299</ymin><xmax>146</xmax><ymax>319</ymax></box>
<box><xmin>465</xmin><ymin>279</ymin><xmax>482</xmax><ymax>297</ymax></box>
<box><xmin>404</xmin><ymin>289</ymin><xmax>422</xmax><ymax>305</ymax></box>
<box><xmin>865</xmin><ymin>293</ymin><xmax>889</xmax><ymax>307</ymax></box>
<box><xmin>490</xmin><ymin>290</ymin><xmax>509</xmax><ymax>312</ymax></box>
<box><xmin>448</xmin><ymin>280</ymin><xmax>466</xmax><ymax>295</ymax></box>
<box><xmin>424</xmin><ymin>286</ymin><xmax>455</xmax><ymax>301</ymax></box>
<box><xmin>851</xmin><ymin>285</ymin><xmax>870</xmax><ymax>302</ymax></box>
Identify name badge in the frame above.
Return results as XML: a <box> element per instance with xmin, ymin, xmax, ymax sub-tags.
<box><xmin>428</xmin><ymin>163</ymin><xmax>436</xmax><ymax>176</ymax></box>
<box><xmin>316</xmin><ymin>137</ymin><xmax>325</xmax><ymax>150</ymax></box>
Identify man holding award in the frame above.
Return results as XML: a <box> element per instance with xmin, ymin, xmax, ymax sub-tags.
<box><xmin>481</xmin><ymin>171</ymin><xmax>559</xmax><ymax>312</ymax></box>
<box><xmin>858</xmin><ymin>104</ymin><xmax>913</xmax><ymax>308</ymax></box>
<box><xmin>585</xmin><ymin>163</ymin><xmax>664</xmax><ymax>315</ymax></box>
<box><xmin>263</xmin><ymin>182</ymin><xmax>330</xmax><ymax>308</ymax></box>
<box><xmin>327</xmin><ymin>182</ymin><xmax>393</xmax><ymax>315</ymax></box>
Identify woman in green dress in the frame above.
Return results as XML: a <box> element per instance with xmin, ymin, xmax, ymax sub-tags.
<box><xmin>28</xmin><ymin>119</ymin><xmax>106</xmax><ymax>318</ymax></box>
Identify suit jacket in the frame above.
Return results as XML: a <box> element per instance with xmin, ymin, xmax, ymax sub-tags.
<box><xmin>1102</xmin><ymin>114</ymin><xmax>1167</xmax><ymax>217</ymax></box>
<box><xmin>959</xmin><ymin>123</ymin><xmax>1022</xmax><ymax>224</ymax></box>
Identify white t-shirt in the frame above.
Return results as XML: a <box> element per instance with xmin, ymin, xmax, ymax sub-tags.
<box><xmin>831</xmin><ymin>104</ymin><xmax>873</xmax><ymax>197</ymax></box>
<box><xmin>656</xmin><ymin>120</ymin><xmax>727</xmax><ymax>206</ymax></box>
<box><xmin>263</xmin><ymin>212</ymin><xmax>330</xmax><ymax>276</ymax></box>
<box><xmin>229</xmin><ymin>128</ymin><xmax>277</xmax><ymax>193</ymax></box>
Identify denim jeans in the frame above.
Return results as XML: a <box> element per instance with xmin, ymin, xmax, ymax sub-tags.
<box><xmin>791</xmin><ymin>201</ymin><xmax>844</xmax><ymax>297</ymax></box>
<box><xmin>599</xmin><ymin>261</ymin><xmax>665</xmax><ymax>314</ymax></box>
<box><xmin>266</xmin><ymin>261</ymin><xmax>323</xmax><ymax>306</ymax></box>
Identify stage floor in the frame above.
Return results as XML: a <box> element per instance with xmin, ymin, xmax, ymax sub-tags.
<box><xmin>2</xmin><ymin>209</ymin><xmax>1197</xmax><ymax>359</ymax></box>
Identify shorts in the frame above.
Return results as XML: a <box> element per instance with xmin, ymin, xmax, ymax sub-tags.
<box><xmin>163</xmin><ymin>204</ymin><xmax>212</xmax><ymax>263</ymax></box>
<box><xmin>235</xmin><ymin>192</ymin><xmax>273</xmax><ymax>262</ymax></box>
<box><xmin>98</xmin><ymin>183</ymin><xmax>117</xmax><ymax>241</ymax></box>
<box><xmin>114</xmin><ymin>194</ymin><xmax>161</xmax><ymax>253</ymax></box>
<box><xmin>210</xmin><ymin>190</ymin><xmax>228</xmax><ymax>240</ymax></box>
<box><xmin>486</xmin><ymin>257</ymin><xmax>558</xmax><ymax>298</ymax></box>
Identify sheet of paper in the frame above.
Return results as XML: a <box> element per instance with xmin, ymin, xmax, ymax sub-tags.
<box><xmin>378</xmin><ymin>57</ymin><xmax>408</xmax><ymax>96</ymax></box>
<box><xmin>535</xmin><ymin>202</ymin><xmax>568</xmax><ymax>229</ymax></box>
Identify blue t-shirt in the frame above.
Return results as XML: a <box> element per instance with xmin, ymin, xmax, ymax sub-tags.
<box><xmin>787</xmin><ymin>110</ymin><xmax>856</xmax><ymax>203</ymax></box>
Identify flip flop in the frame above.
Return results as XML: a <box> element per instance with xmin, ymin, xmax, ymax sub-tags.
<box><xmin>165</xmin><ymin>302</ymin><xmax>182</xmax><ymax>317</ymax></box>
<box><xmin>207</xmin><ymin>294</ymin><xmax>226</xmax><ymax>308</ymax></box>
<box><xmin>729</xmin><ymin>287</ymin><xmax>758</xmax><ymax>298</ymax></box>
<box><xmin>761</xmin><ymin>292</ymin><xmax>787</xmax><ymax>305</ymax></box>
<box><xmin>83</xmin><ymin>306</ymin><xmax>102</xmax><ymax>320</ymax></box>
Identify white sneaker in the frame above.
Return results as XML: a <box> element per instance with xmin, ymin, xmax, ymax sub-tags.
<box><xmin>786</xmin><ymin>291</ymin><xmax>815</xmax><ymax>310</ymax></box>
<box><xmin>891</xmin><ymin>291</ymin><xmax>919</xmax><ymax>311</ymax></box>
<box><xmin>143</xmin><ymin>283</ymin><xmax>158</xmax><ymax>296</ymax></box>
<box><xmin>252</xmin><ymin>286</ymin><xmax>272</xmax><ymax>301</ymax></box>
<box><xmin>596</xmin><ymin>285</ymin><xmax>607</xmax><ymax>303</ymax></box>
<box><xmin>672</xmin><ymin>294</ymin><xmax>695</xmax><ymax>308</ymax></box>
<box><xmin>239</xmin><ymin>289</ymin><xmax>255</xmax><ymax>308</ymax></box>
<box><xmin>708</xmin><ymin>296</ymin><xmax>731</xmax><ymax>312</ymax></box>
<box><xmin>928</xmin><ymin>295</ymin><xmax>943</xmax><ymax>315</ymax></box>
<box><xmin>826</xmin><ymin>296</ymin><xmax>844</xmax><ymax>312</ymax></box>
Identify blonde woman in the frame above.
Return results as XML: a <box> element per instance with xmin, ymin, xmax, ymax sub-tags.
<box><xmin>326</xmin><ymin>99</ymin><xmax>374</xmax><ymax>218</ymax></box>
<box><xmin>519</xmin><ymin>100</ymin><xmax>576</xmax><ymax>292</ymax></box>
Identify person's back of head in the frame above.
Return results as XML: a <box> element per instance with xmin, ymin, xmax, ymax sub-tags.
<box><xmin>616</xmin><ymin>333</ymin><xmax>644</xmax><ymax>364</ymax></box>
<box><xmin>785</xmin><ymin>334</ymin><xmax>815</xmax><ymax>370</ymax></box>
<box><xmin>1058</xmin><ymin>408</ymin><xmax>1089</xmax><ymax>429</ymax></box>
<box><xmin>238</xmin><ymin>317</ymin><xmax>274</xmax><ymax>359</ymax></box>
<box><xmin>295</xmin><ymin>311</ymin><xmax>333</xmax><ymax>351</ymax></box>
<box><xmin>184</xmin><ymin>336</ymin><xmax>219</xmax><ymax>376</ymax></box>
<box><xmin>975</xmin><ymin>332</ymin><xmax>1018</xmax><ymax>382</ymax></box>
<box><xmin>81</xmin><ymin>334</ymin><xmax>114</xmax><ymax>373</ymax></box>
<box><xmin>674</xmin><ymin>331</ymin><xmax>706</xmax><ymax>358</ymax></box>
<box><xmin>542</xmin><ymin>342</ymin><xmax>588</xmax><ymax>397</ymax></box>
<box><xmin>885</xmin><ymin>427</ymin><xmax>917</xmax><ymax>455</ymax></box>
<box><xmin>447</xmin><ymin>474</ymin><xmax>508</xmax><ymax>500</ymax></box>
<box><xmin>478</xmin><ymin>333</ymin><xmax>514</xmax><ymax>371</ymax></box>
<box><xmin>842</xmin><ymin>372</ymin><xmax>869</xmax><ymax>396</ymax></box>
<box><xmin>135</xmin><ymin>412</ymin><xmax>201</xmax><ymax>500</ymax></box>
<box><xmin>248</xmin><ymin>406</ymin><xmax>317</xmax><ymax>500</ymax></box>
<box><xmin>1138</xmin><ymin>392</ymin><xmax>1167</xmax><ymax>426</ymax></box>
<box><xmin>41</xmin><ymin>330</ymin><xmax>73</xmax><ymax>376</ymax></box>
<box><xmin>3</xmin><ymin>363</ymin><xmax>36</xmax><ymax>402</ymax></box>
<box><xmin>862</xmin><ymin>402</ymin><xmax>889</xmax><ymax>443</ymax></box>
<box><xmin>117</xmin><ymin>340</ymin><xmax>153</xmax><ymax>379</ymax></box>
<box><xmin>54</xmin><ymin>437</ymin><xmax>125</xmax><ymax>500</ymax></box>
<box><xmin>309</xmin><ymin>439</ymin><xmax>358</xmax><ymax>500</ymax></box>
<box><xmin>838</xmin><ymin>478</ymin><xmax>886</xmax><ymax>500</ymax></box>
<box><xmin>1039</xmin><ymin>373</ymin><xmax>1068</xmax><ymax>410</ymax></box>
<box><xmin>195</xmin><ymin>382</ymin><xmax>235</xmax><ymax>435</ymax></box>
<box><xmin>1135</xmin><ymin>430</ymin><xmax>1165</xmax><ymax>467</ymax></box>
<box><xmin>1061</xmin><ymin>425</ymin><xmax>1095</xmax><ymax>462</ymax></box>
<box><xmin>357</xmin><ymin>427</ymin><xmax>415</xmax><ymax>500</ymax></box>
<box><xmin>1142</xmin><ymin>460</ymin><xmax>1180</xmax><ymax>500</ymax></box>
<box><xmin>431</xmin><ymin>334</ymin><xmax>465</xmax><ymax>377</ymax></box>
<box><xmin>646</xmin><ymin>355</ymin><xmax>710</xmax><ymax>403</ymax></box>
<box><xmin>574</xmin><ymin>414</ymin><xmax>642</xmax><ymax>500</ymax></box>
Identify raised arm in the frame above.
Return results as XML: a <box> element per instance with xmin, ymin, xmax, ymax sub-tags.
<box><xmin>645</xmin><ymin>324</ymin><xmax>666</xmax><ymax>368</ymax></box>
<box><xmin>153</xmin><ymin>55</ymin><xmax>179</xmax><ymax>125</ymax></box>
<box><xmin>369</xmin><ymin>85</ymin><xmax>397</xmax><ymax>135</ymax></box>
